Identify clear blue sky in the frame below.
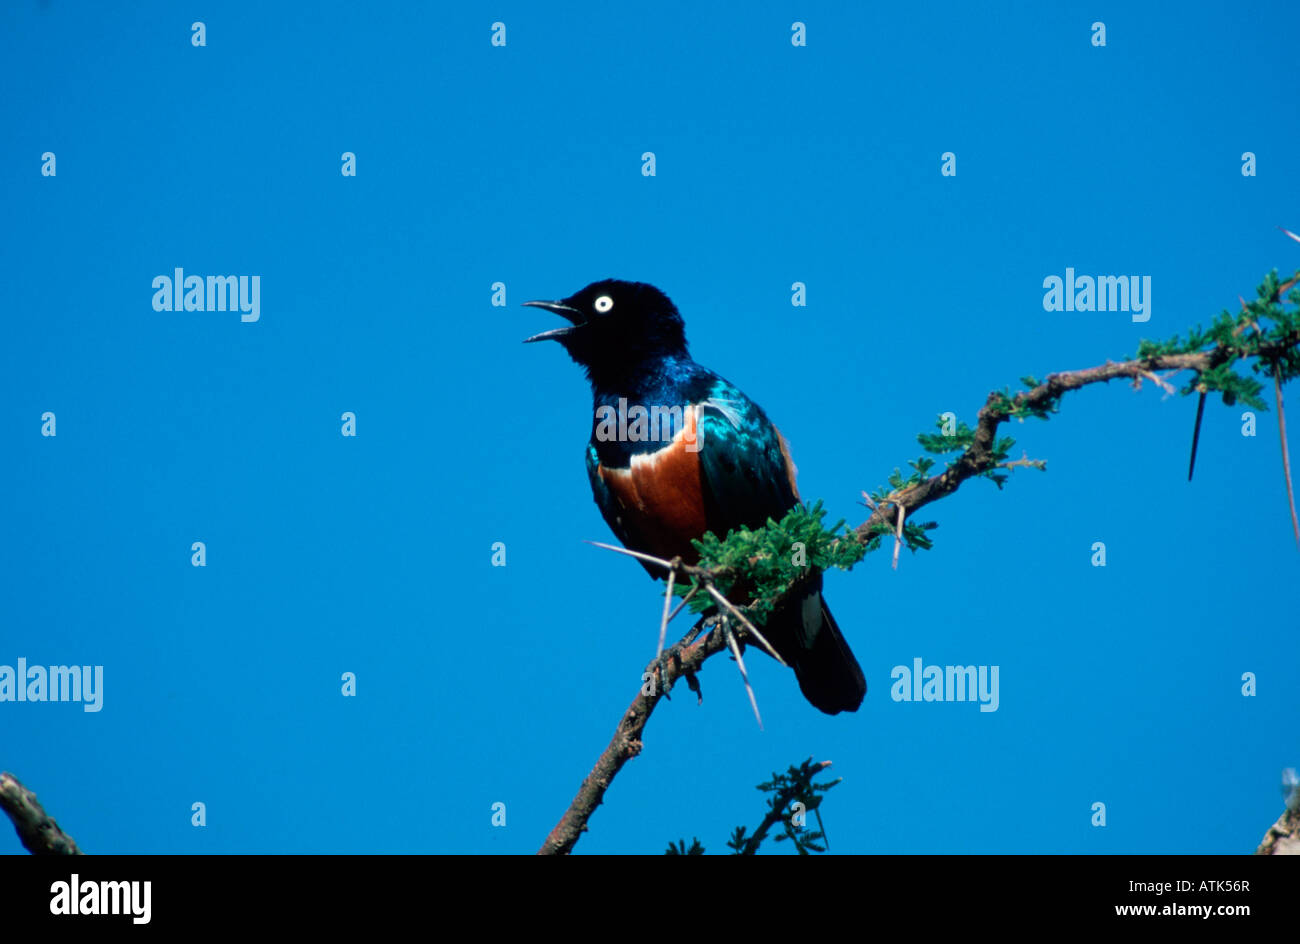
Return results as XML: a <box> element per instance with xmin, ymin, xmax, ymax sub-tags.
<box><xmin>2</xmin><ymin>1</ymin><xmax>1297</xmax><ymax>854</ymax></box>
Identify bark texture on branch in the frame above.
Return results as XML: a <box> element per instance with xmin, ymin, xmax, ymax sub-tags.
<box><xmin>1256</xmin><ymin>792</ymin><xmax>1300</xmax><ymax>855</ymax></box>
<box><xmin>0</xmin><ymin>772</ymin><xmax>81</xmax><ymax>855</ymax></box>
<box><xmin>538</xmin><ymin>619</ymin><xmax>726</xmax><ymax>855</ymax></box>
<box><xmin>852</xmin><ymin>339</ymin><xmax>1298</xmax><ymax>543</ymax></box>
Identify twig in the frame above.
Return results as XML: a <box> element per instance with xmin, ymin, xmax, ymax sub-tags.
<box><xmin>703</xmin><ymin>582</ymin><xmax>787</xmax><ymax>667</ymax></box>
<box><xmin>585</xmin><ymin>540</ymin><xmax>723</xmax><ymax>583</ymax></box>
<box><xmin>589</xmin><ymin>536</ymin><xmax>786</xmax><ymax>668</ymax></box>
<box><xmin>656</xmin><ymin>568</ymin><xmax>675</xmax><ymax>661</ymax></box>
<box><xmin>891</xmin><ymin>504</ymin><xmax>905</xmax><ymax>571</ymax></box>
<box><xmin>734</xmin><ymin>759</ymin><xmax>834</xmax><ymax>855</ymax></box>
<box><xmin>721</xmin><ymin>620</ymin><xmax>763</xmax><ymax>729</ymax></box>
<box><xmin>0</xmin><ymin>773</ymin><xmax>80</xmax><ymax>855</ymax></box>
<box><xmin>998</xmin><ymin>453</ymin><xmax>1046</xmax><ymax>471</ymax></box>
<box><xmin>814</xmin><ymin>804</ymin><xmax>830</xmax><ymax>852</ymax></box>
<box><xmin>664</xmin><ymin>583</ymin><xmax>699</xmax><ymax>625</ymax></box>
<box><xmin>1138</xmin><ymin>369</ymin><xmax>1177</xmax><ymax>395</ymax></box>
<box><xmin>585</xmin><ymin>540</ymin><xmax>678</xmax><ymax>573</ymax></box>
<box><xmin>1277</xmin><ymin>373</ymin><xmax>1300</xmax><ymax>547</ymax></box>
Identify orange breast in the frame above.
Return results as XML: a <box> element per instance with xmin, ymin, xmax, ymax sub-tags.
<box><xmin>597</xmin><ymin>405</ymin><xmax>708</xmax><ymax>562</ymax></box>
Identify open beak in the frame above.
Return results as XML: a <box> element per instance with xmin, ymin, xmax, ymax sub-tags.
<box><xmin>523</xmin><ymin>300</ymin><xmax>584</xmax><ymax>343</ymax></box>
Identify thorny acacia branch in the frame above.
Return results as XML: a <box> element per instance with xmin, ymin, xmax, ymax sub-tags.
<box><xmin>539</xmin><ymin>271</ymin><xmax>1300</xmax><ymax>855</ymax></box>
<box><xmin>0</xmin><ymin>772</ymin><xmax>81</xmax><ymax>855</ymax></box>
<box><xmin>851</xmin><ymin>328</ymin><xmax>1300</xmax><ymax>549</ymax></box>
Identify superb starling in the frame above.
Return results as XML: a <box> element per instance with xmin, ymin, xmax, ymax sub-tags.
<box><xmin>525</xmin><ymin>279</ymin><xmax>865</xmax><ymax>714</ymax></box>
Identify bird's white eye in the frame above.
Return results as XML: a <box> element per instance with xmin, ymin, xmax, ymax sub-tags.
<box><xmin>594</xmin><ymin>295</ymin><xmax>614</xmax><ymax>313</ymax></box>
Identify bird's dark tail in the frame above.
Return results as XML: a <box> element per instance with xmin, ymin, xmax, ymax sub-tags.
<box><xmin>766</xmin><ymin>580</ymin><xmax>866</xmax><ymax>714</ymax></box>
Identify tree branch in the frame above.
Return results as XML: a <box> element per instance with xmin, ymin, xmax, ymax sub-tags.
<box><xmin>851</xmin><ymin>334</ymin><xmax>1300</xmax><ymax>545</ymax></box>
<box><xmin>537</xmin><ymin>617</ymin><xmax>727</xmax><ymax>855</ymax></box>
<box><xmin>541</xmin><ymin>303</ymin><xmax>1300</xmax><ymax>853</ymax></box>
<box><xmin>730</xmin><ymin>758</ymin><xmax>837</xmax><ymax>855</ymax></box>
<box><xmin>0</xmin><ymin>772</ymin><xmax>81</xmax><ymax>855</ymax></box>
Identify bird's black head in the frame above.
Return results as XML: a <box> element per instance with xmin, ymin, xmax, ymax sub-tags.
<box><xmin>523</xmin><ymin>279</ymin><xmax>689</xmax><ymax>385</ymax></box>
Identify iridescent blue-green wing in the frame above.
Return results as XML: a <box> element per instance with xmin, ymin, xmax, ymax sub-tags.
<box><xmin>693</xmin><ymin>378</ymin><xmax>800</xmax><ymax>537</ymax></box>
<box><xmin>694</xmin><ymin>377</ymin><xmax>866</xmax><ymax>714</ymax></box>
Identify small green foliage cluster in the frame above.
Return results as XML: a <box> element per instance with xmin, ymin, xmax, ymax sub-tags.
<box><xmin>909</xmin><ymin>408</ymin><xmax>1037</xmax><ymax>495</ymax></box>
<box><xmin>677</xmin><ymin>501</ymin><xmax>866</xmax><ymax>620</ymax></box>
<box><xmin>858</xmin><ymin>515</ymin><xmax>937</xmax><ymax>554</ymax></box>
<box><xmin>986</xmin><ymin>383</ymin><xmax>1061</xmax><ymax>424</ymax></box>
<box><xmin>1137</xmin><ymin>268</ymin><xmax>1300</xmax><ymax>409</ymax></box>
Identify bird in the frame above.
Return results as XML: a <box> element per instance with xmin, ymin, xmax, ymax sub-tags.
<box><xmin>524</xmin><ymin>279</ymin><xmax>866</xmax><ymax>714</ymax></box>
